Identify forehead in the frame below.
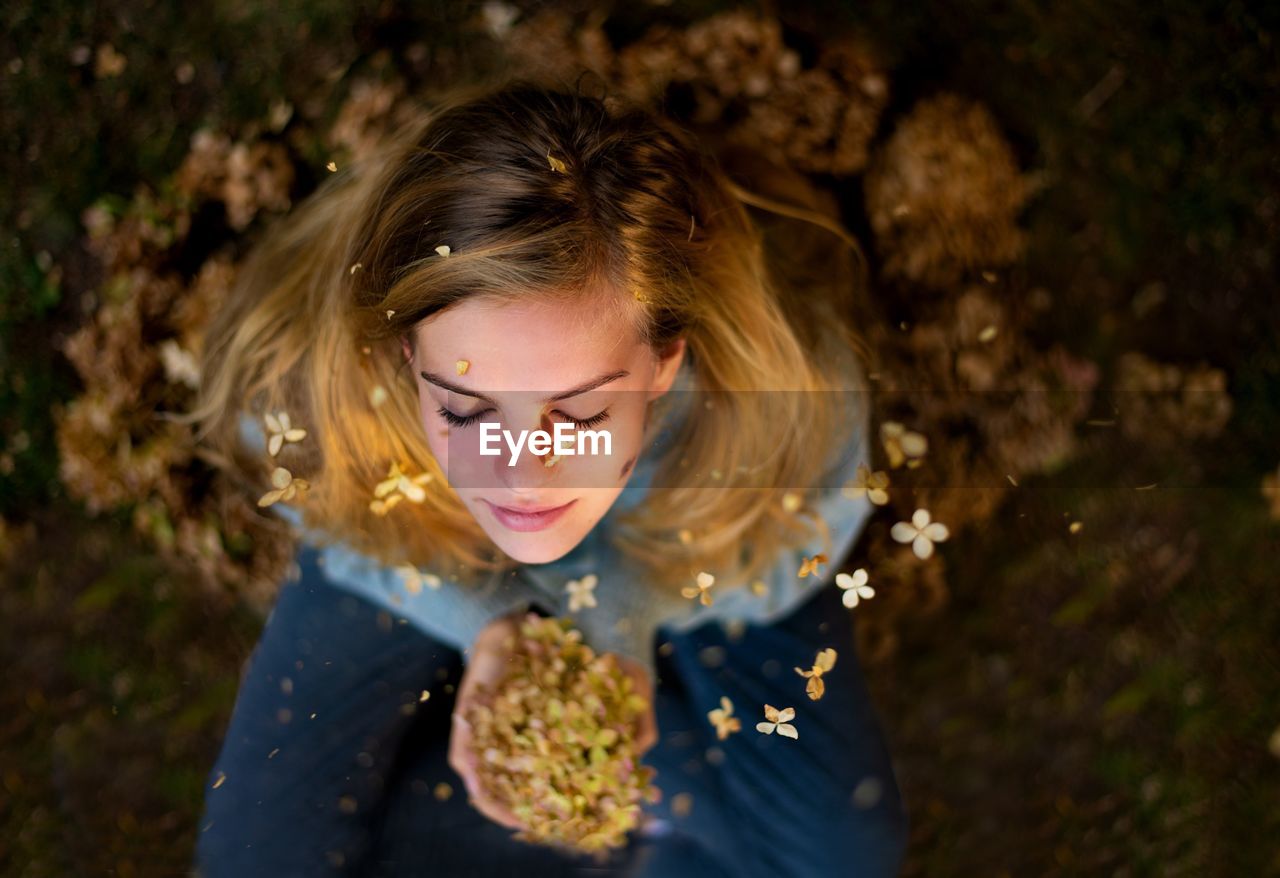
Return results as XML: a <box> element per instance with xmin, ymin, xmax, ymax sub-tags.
<box><xmin>414</xmin><ymin>294</ymin><xmax>643</xmax><ymax>387</ymax></box>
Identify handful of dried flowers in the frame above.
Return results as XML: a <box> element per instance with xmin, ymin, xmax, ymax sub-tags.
<box><xmin>461</xmin><ymin>614</ymin><xmax>661</xmax><ymax>858</ymax></box>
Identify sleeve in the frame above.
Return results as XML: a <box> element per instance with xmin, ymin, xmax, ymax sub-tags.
<box><xmin>658</xmin><ymin>578</ymin><xmax>909</xmax><ymax>878</ymax></box>
<box><xmin>194</xmin><ymin>543</ymin><xmax>465</xmax><ymax>876</ymax></box>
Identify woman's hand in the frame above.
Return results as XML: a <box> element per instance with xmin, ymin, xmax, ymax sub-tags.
<box><xmin>447</xmin><ymin>610</ymin><xmax>660</xmax><ymax>832</ymax></box>
<box><xmin>448</xmin><ymin>609</ymin><xmax>526</xmax><ymax>830</ymax></box>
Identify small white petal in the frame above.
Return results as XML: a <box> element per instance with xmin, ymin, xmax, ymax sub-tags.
<box><xmin>913</xmin><ymin>535</ymin><xmax>934</xmax><ymax>560</ymax></box>
<box><xmin>890</xmin><ymin>522</ymin><xmax>917</xmax><ymax>544</ymax></box>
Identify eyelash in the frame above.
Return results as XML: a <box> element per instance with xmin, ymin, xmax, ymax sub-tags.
<box><xmin>436</xmin><ymin>407</ymin><xmax>611</xmax><ymax>429</ymax></box>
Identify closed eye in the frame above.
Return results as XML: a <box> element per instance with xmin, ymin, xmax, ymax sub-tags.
<box><xmin>436</xmin><ymin>407</ymin><xmax>610</xmax><ymax>429</ymax></box>
<box><xmin>436</xmin><ymin>406</ymin><xmax>492</xmax><ymax>428</ymax></box>
<box><xmin>557</xmin><ymin>408</ymin><xmax>611</xmax><ymax>429</ymax></box>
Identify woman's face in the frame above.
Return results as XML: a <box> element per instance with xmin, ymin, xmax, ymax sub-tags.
<box><xmin>401</xmin><ymin>295</ymin><xmax>685</xmax><ymax>565</ymax></box>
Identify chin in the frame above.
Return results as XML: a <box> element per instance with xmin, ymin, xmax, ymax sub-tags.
<box><xmin>491</xmin><ymin>532</ymin><xmax>584</xmax><ymax>565</ymax></box>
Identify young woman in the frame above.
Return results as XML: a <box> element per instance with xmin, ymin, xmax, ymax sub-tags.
<box><xmin>189</xmin><ymin>77</ymin><xmax>908</xmax><ymax>876</ymax></box>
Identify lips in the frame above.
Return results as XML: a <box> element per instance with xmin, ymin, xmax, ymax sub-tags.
<box><xmin>482</xmin><ymin>498</ymin><xmax>576</xmax><ymax>533</ymax></box>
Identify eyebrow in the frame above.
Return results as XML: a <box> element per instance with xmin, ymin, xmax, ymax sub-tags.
<box><xmin>418</xmin><ymin>369</ymin><xmax>631</xmax><ymax>404</ymax></box>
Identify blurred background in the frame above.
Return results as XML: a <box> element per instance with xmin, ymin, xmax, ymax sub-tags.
<box><xmin>1</xmin><ymin>1</ymin><xmax>1277</xmax><ymax>875</ymax></box>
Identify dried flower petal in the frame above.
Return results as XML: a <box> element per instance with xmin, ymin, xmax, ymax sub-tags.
<box><xmin>797</xmin><ymin>553</ymin><xmax>828</xmax><ymax>578</ymax></box>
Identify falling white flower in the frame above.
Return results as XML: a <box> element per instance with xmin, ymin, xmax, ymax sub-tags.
<box><xmin>264</xmin><ymin>411</ymin><xmax>307</xmax><ymax>456</ymax></box>
<box><xmin>794</xmin><ymin>648</ymin><xmax>838</xmax><ymax>701</ymax></box>
<box><xmin>841</xmin><ymin>463</ymin><xmax>890</xmax><ymax>506</ymax></box>
<box><xmin>435</xmin><ymin>244</ymin><xmax>451</xmax><ymax>258</ymax></box>
<box><xmin>396</xmin><ymin>564</ymin><xmax>441</xmax><ymax>595</ymax></box>
<box><xmin>836</xmin><ymin>569</ymin><xmax>875</xmax><ymax>608</ymax></box>
<box><xmin>257</xmin><ymin>466</ymin><xmax>309</xmax><ymax>508</ymax></box>
<box><xmin>565</xmin><ymin>574</ymin><xmax>598</xmax><ymax>612</ymax></box>
<box><xmin>158</xmin><ymin>339</ymin><xmax>201</xmax><ymax>390</ymax></box>
<box><xmin>370</xmin><ymin>461</ymin><xmax>434</xmax><ymax>515</ymax></box>
<box><xmin>707</xmin><ymin>696</ymin><xmax>741</xmax><ymax>740</ymax></box>
<box><xmin>681</xmin><ymin>571</ymin><xmax>716</xmax><ymax>607</ymax></box>
<box><xmin>797</xmin><ymin>553</ymin><xmax>828</xmax><ymax>578</ymax></box>
<box><xmin>755</xmin><ymin>704</ymin><xmax>798</xmax><ymax>739</ymax></box>
<box><xmin>891</xmin><ymin>508</ymin><xmax>950</xmax><ymax>559</ymax></box>
<box><xmin>880</xmin><ymin>421</ymin><xmax>928</xmax><ymax>469</ymax></box>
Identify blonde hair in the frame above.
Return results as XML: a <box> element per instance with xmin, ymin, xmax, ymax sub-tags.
<box><xmin>184</xmin><ymin>75</ymin><xmax>874</xmax><ymax>596</ymax></box>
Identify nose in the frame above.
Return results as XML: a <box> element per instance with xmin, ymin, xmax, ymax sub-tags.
<box><xmin>493</xmin><ymin>409</ymin><xmax>559</xmax><ymax>495</ymax></box>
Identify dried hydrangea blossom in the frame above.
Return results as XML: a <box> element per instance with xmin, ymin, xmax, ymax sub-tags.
<box><xmin>794</xmin><ymin>648</ymin><xmax>838</xmax><ymax>701</ymax></box>
<box><xmin>565</xmin><ymin>574</ymin><xmax>598</xmax><ymax>612</ymax></box>
<box><xmin>755</xmin><ymin>704</ymin><xmax>798</xmax><ymax>739</ymax></box>
<box><xmin>1113</xmin><ymin>351</ymin><xmax>1232</xmax><ymax>444</ymax></box>
<box><xmin>836</xmin><ymin>569</ymin><xmax>875</xmax><ymax>609</ymax></box>
<box><xmin>707</xmin><ymin>696</ymin><xmax>742</xmax><ymax>741</ymax></box>
<box><xmin>263</xmin><ymin>411</ymin><xmax>307</xmax><ymax>456</ymax></box>
<box><xmin>890</xmin><ymin>508</ymin><xmax>950</xmax><ymax>561</ymax></box>
<box><xmin>395</xmin><ymin>564</ymin><xmax>441</xmax><ymax>595</ymax></box>
<box><xmin>879</xmin><ymin>421</ymin><xmax>928</xmax><ymax>470</ymax></box>
<box><xmin>369</xmin><ymin>461</ymin><xmax>434</xmax><ymax>516</ymax></box>
<box><xmin>797</xmin><ymin>553</ymin><xmax>828</xmax><ymax>578</ymax></box>
<box><xmin>173</xmin><ymin>129</ymin><xmax>295</xmax><ymax>232</ymax></box>
<box><xmin>842</xmin><ymin>463</ymin><xmax>890</xmax><ymax>505</ymax></box>
<box><xmin>680</xmin><ymin>571</ymin><xmax>716</xmax><ymax>606</ymax></box>
<box><xmin>461</xmin><ymin>615</ymin><xmax>660</xmax><ymax>858</ymax></box>
<box><xmin>864</xmin><ymin>92</ymin><xmax>1040</xmax><ymax>289</ymax></box>
<box><xmin>257</xmin><ymin>467</ymin><xmax>309</xmax><ymax>508</ymax></box>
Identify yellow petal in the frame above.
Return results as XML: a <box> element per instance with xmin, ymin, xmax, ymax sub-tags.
<box><xmin>547</xmin><ymin>152</ymin><xmax>567</xmax><ymax>173</ymax></box>
<box><xmin>400</xmin><ymin>478</ymin><xmax>427</xmax><ymax>503</ymax></box>
<box><xmin>455</xmin><ymin>359</ymin><xmax>470</xmax><ymax>376</ymax></box>
<box><xmin>756</xmin><ymin>722</ymin><xmax>776</xmax><ymax>734</ymax></box>
<box><xmin>777</xmin><ymin>724</ymin><xmax>799</xmax><ymax>739</ymax></box>
<box><xmin>435</xmin><ymin>244</ymin><xmax>451</xmax><ymax>258</ymax></box>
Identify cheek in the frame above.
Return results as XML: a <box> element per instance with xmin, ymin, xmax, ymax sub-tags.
<box><xmin>571</xmin><ymin>402</ymin><xmax>648</xmax><ymax>486</ymax></box>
